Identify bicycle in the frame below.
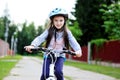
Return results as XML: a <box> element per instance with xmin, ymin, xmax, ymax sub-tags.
<box><xmin>30</xmin><ymin>47</ymin><xmax>76</xmax><ymax>80</ymax></box>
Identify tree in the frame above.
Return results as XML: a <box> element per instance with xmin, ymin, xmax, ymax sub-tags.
<box><xmin>8</xmin><ymin>24</ymin><xmax>17</xmax><ymax>46</ymax></box>
<box><xmin>74</xmin><ymin>0</ymin><xmax>118</xmax><ymax>46</ymax></box>
<box><xmin>0</xmin><ymin>17</ymin><xmax>5</xmax><ymax>39</ymax></box>
<box><xmin>100</xmin><ymin>2</ymin><xmax>120</xmax><ymax>39</ymax></box>
<box><xmin>27</xmin><ymin>22</ymin><xmax>36</xmax><ymax>43</ymax></box>
<box><xmin>36</xmin><ymin>25</ymin><xmax>44</xmax><ymax>36</ymax></box>
<box><xmin>68</xmin><ymin>21</ymin><xmax>82</xmax><ymax>43</ymax></box>
<box><xmin>17</xmin><ymin>22</ymin><xmax>37</xmax><ymax>55</ymax></box>
<box><xmin>17</xmin><ymin>22</ymin><xmax>27</xmax><ymax>54</ymax></box>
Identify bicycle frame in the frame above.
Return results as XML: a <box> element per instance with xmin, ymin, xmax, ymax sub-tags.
<box><xmin>45</xmin><ymin>51</ymin><xmax>56</xmax><ymax>80</ymax></box>
<box><xmin>31</xmin><ymin>47</ymin><xmax>76</xmax><ymax>80</ymax></box>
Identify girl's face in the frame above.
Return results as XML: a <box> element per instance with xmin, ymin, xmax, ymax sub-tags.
<box><xmin>53</xmin><ymin>16</ymin><xmax>65</xmax><ymax>30</ymax></box>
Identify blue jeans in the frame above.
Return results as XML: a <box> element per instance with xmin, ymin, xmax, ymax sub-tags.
<box><xmin>40</xmin><ymin>57</ymin><xmax>64</xmax><ymax>80</ymax></box>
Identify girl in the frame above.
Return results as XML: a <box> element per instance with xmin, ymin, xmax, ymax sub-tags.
<box><xmin>24</xmin><ymin>8</ymin><xmax>82</xmax><ymax>80</ymax></box>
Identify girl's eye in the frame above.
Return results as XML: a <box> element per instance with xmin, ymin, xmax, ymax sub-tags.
<box><xmin>60</xmin><ymin>20</ymin><xmax>63</xmax><ymax>22</ymax></box>
<box><xmin>54</xmin><ymin>20</ymin><xmax>58</xmax><ymax>22</ymax></box>
<box><xmin>55</xmin><ymin>19</ymin><xmax>63</xmax><ymax>22</ymax></box>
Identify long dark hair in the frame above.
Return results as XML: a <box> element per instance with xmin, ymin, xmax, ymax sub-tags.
<box><xmin>45</xmin><ymin>19</ymin><xmax>69</xmax><ymax>49</ymax></box>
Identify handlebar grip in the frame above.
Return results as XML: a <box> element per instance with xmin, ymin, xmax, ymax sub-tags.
<box><xmin>31</xmin><ymin>47</ymin><xmax>49</xmax><ymax>52</ymax></box>
<box><xmin>63</xmin><ymin>47</ymin><xmax>76</xmax><ymax>55</ymax></box>
<box><xmin>68</xmin><ymin>51</ymin><xmax>76</xmax><ymax>55</ymax></box>
<box><xmin>63</xmin><ymin>50</ymin><xmax>76</xmax><ymax>55</ymax></box>
<box><xmin>31</xmin><ymin>47</ymin><xmax>43</xmax><ymax>51</ymax></box>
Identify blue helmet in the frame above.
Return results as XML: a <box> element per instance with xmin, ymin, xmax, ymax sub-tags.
<box><xmin>49</xmin><ymin>8</ymin><xmax>68</xmax><ymax>19</ymax></box>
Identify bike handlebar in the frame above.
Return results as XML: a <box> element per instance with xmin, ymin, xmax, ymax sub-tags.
<box><xmin>30</xmin><ymin>47</ymin><xmax>76</xmax><ymax>56</ymax></box>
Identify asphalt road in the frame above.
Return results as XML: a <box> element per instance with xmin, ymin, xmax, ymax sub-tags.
<box><xmin>3</xmin><ymin>56</ymin><xmax>117</xmax><ymax>80</ymax></box>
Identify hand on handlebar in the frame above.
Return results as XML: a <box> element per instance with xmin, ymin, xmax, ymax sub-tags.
<box><xmin>24</xmin><ymin>45</ymin><xmax>35</xmax><ymax>53</ymax></box>
<box><xmin>75</xmin><ymin>50</ymin><xmax>82</xmax><ymax>57</ymax></box>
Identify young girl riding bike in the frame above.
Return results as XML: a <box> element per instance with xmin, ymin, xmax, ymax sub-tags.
<box><xmin>24</xmin><ymin>8</ymin><xmax>82</xmax><ymax>80</ymax></box>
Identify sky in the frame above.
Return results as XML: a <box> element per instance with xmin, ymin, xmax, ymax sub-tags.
<box><xmin>0</xmin><ymin>0</ymin><xmax>76</xmax><ymax>28</ymax></box>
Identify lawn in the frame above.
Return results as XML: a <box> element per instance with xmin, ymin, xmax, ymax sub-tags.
<box><xmin>0</xmin><ymin>55</ymin><xmax>22</xmax><ymax>80</ymax></box>
<box><xmin>64</xmin><ymin>60</ymin><xmax>120</xmax><ymax>79</ymax></box>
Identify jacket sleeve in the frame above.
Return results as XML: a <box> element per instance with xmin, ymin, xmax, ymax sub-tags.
<box><xmin>31</xmin><ymin>29</ymin><xmax>48</xmax><ymax>47</ymax></box>
<box><xmin>67</xmin><ymin>30</ymin><xmax>82</xmax><ymax>53</ymax></box>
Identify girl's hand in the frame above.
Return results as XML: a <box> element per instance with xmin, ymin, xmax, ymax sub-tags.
<box><xmin>24</xmin><ymin>45</ymin><xmax>35</xmax><ymax>53</ymax></box>
<box><xmin>75</xmin><ymin>50</ymin><xmax>82</xmax><ymax>57</ymax></box>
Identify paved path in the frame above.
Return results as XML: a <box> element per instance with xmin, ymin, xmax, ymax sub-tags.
<box><xmin>3</xmin><ymin>56</ymin><xmax>117</xmax><ymax>80</ymax></box>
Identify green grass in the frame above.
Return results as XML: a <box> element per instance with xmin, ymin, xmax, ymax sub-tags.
<box><xmin>0</xmin><ymin>55</ymin><xmax>22</xmax><ymax>80</ymax></box>
<box><xmin>64</xmin><ymin>60</ymin><xmax>120</xmax><ymax>79</ymax></box>
<box><xmin>64</xmin><ymin>76</ymin><xmax>72</xmax><ymax>80</ymax></box>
